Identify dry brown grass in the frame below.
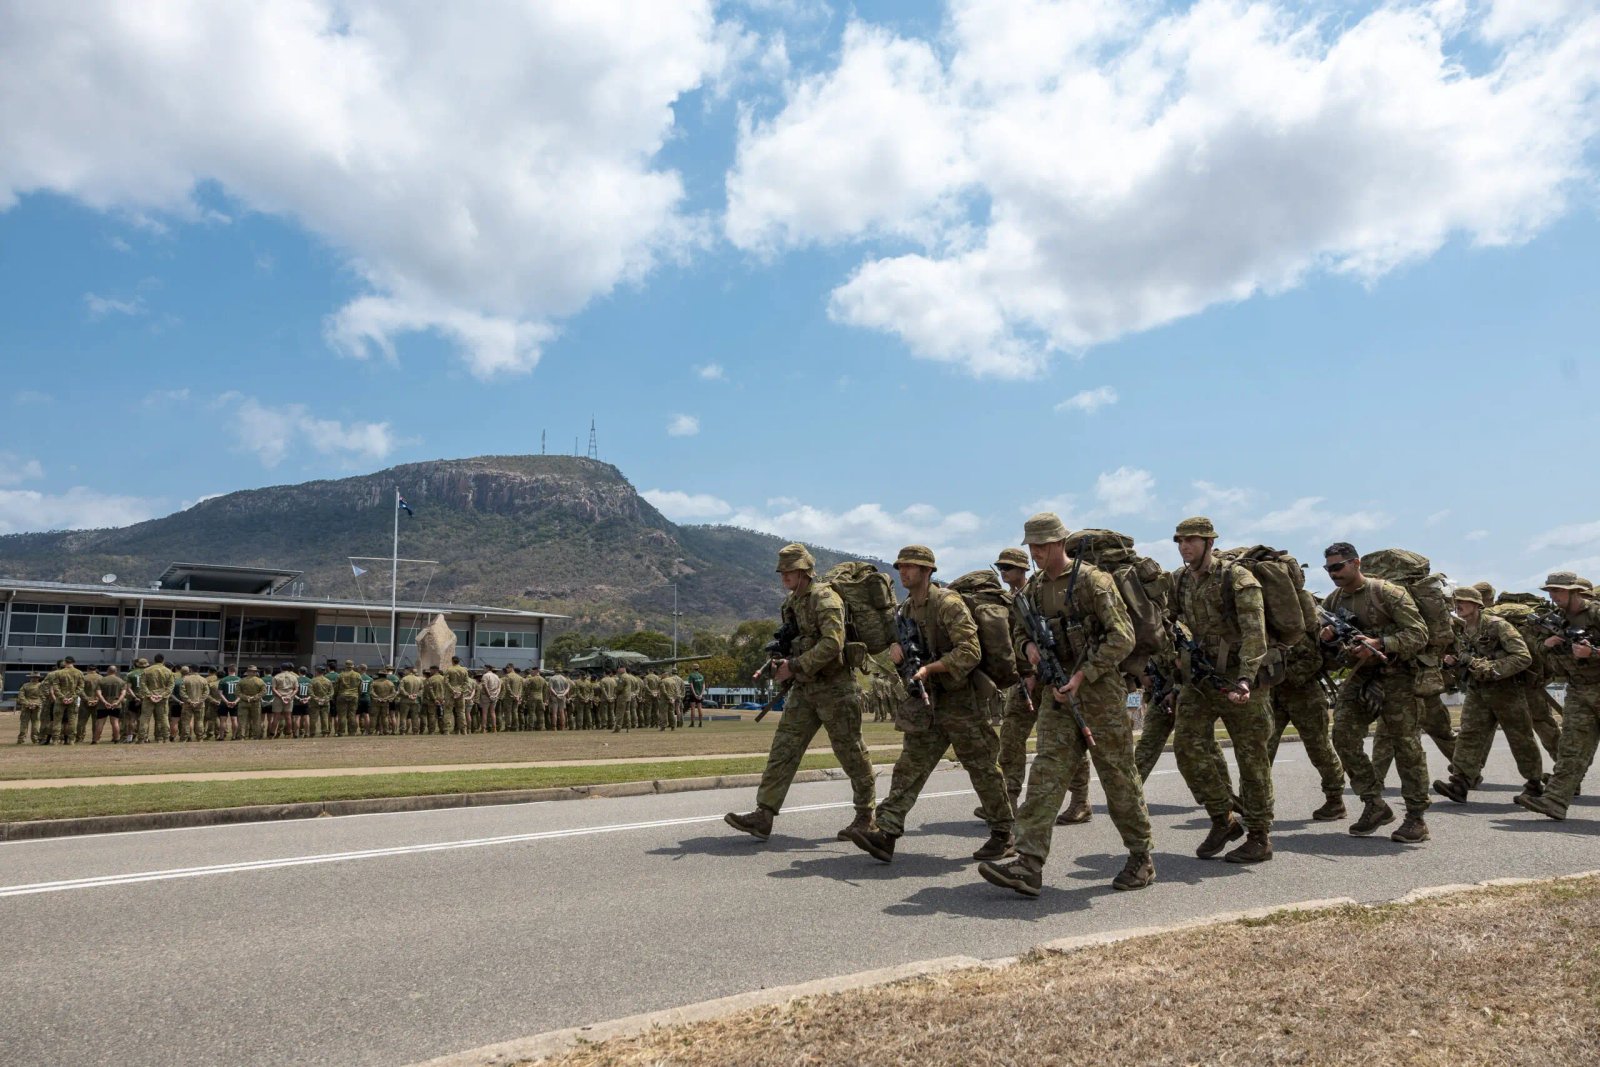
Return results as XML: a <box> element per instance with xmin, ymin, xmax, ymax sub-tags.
<box><xmin>0</xmin><ymin>715</ymin><xmax>904</xmax><ymax>780</ymax></box>
<box><xmin>536</xmin><ymin>877</ymin><xmax>1600</xmax><ymax>1067</ymax></box>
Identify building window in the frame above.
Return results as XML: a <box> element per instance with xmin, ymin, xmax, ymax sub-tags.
<box><xmin>9</xmin><ymin>603</ymin><xmax>66</xmax><ymax>645</ymax></box>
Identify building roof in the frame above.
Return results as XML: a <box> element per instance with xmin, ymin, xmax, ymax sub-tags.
<box><xmin>156</xmin><ymin>562</ymin><xmax>302</xmax><ymax>595</ymax></box>
<box><xmin>0</xmin><ymin>576</ymin><xmax>565</xmax><ymax>621</ymax></box>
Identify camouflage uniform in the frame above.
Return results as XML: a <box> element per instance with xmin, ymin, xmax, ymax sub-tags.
<box><xmin>311</xmin><ymin>671</ymin><xmax>336</xmax><ymax>736</ymax></box>
<box><xmin>15</xmin><ymin>676</ymin><xmax>43</xmax><ymax>744</ymax></box>
<box><xmin>1012</xmin><ymin>534</ymin><xmax>1152</xmax><ymax>869</ymax></box>
<box><xmin>1326</xmin><ymin>576</ymin><xmax>1431</xmax><ymax>816</ymax></box>
<box><xmin>1267</xmin><ymin>633</ymin><xmax>1347</xmax><ymax>794</ymax></box>
<box><xmin>1445</xmin><ymin>592</ymin><xmax>1541</xmax><ymax>789</ymax></box>
<box><xmin>423</xmin><ymin>671</ymin><xmax>449</xmax><ymax>733</ymax></box>
<box><xmin>235</xmin><ymin>669</ymin><xmax>268</xmax><ymax>739</ymax></box>
<box><xmin>271</xmin><ymin>668</ymin><xmax>299</xmax><ymax>733</ymax></box>
<box><xmin>369</xmin><ymin>673</ymin><xmax>398</xmax><ymax>733</ymax></box>
<box><xmin>1371</xmin><ymin>693</ymin><xmax>1456</xmax><ymax>784</ymax></box>
<box><xmin>137</xmin><ymin>660</ymin><xmax>176</xmax><ymax>743</ymax></box>
<box><xmin>443</xmin><ymin>663</ymin><xmax>471</xmax><ymax>733</ymax></box>
<box><xmin>599</xmin><ymin>672</ymin><xmax>620</xmax><ymax>731</ymax></box>
<box><xmin>1172</xmin><ymin>535</ymin><xmax>1275</xmax><ymax>836</ymax></box>
<box><xmin>643</xmin><ymin>672</ymin><xmax>663</xmax><ymax>729</ymax></box>
<box><xmin>1528</xmin><ymin>579</ymin><xmax>1600</xmax><ymax>814</ymax></box>
<box><xmin>751</xmin><ymin>546</ymin><xmax>877</xmax><ymax>818</ymax></box>
<box><xmin>525</xmin><ymin>671</ymin><xmax>548</xmax><ymax>730</ymax></box>
<box><xmin>73</xmin><ymin>666</ymin><xmax>98</xmax><ymax>742</ymax></box>
<box><xmin>180</xmin><ymin>669</ymin><xmax>211</xmax><ymax>742</ymax></box>
<box><xmin>874</xmin><ymin>563</ymin><xmax>1012</xmax><ymax>839</ymax></box>
<box><xmin>44</xmin><ymin>664</ymin><xmax>82</xmax><ymax>744</ymax></box>
<box><xmin>499</xmin><ymin>667</ymin><xmax>523</xmax><ymax>731</ymax></box>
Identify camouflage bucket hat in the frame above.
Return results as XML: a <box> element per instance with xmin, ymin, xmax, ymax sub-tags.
<box><xmin>1451</xmin><ymin>586</ymin><xmax>1483</xmax><ymax>606</ymax></box>
<box><xmin>775</xmin><ymin>543</ymin><xmax>816</xmax><ymax>573</ymax></box>
<box><xmin>894</xmin><ymin>544</ymin><xmax>937</xmax><ymax>571</ymax></box>
<box><xmin>1472</xmin><ymin>581</ymin><xmax>1495</xmax><ymax>604</ymax></box>
<box><xmin>1541</xmin><ymin>571</ymin><xmax>1589</xmax><ymax>592</ymax></box>
<box><xmin>1022</xmin><ymin>512</ymin><xmax>1069</xmax><ymax>545</ymax></box>
<box><xmin>1173</xmin><ymin>515</ymin><xmax>1219</xmax><ymax>541</ymax></box>
<box><xmin>994</xmin><ymin>547</ymin><xmax>1030</xmax><ymax>570</ymax></box>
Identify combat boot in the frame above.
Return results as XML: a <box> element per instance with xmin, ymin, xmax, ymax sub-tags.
<box><xmin>1519</xmin><ymin>778</ymin><xmax>1545</xmax><ymax>800</ymax></box>
<box><xmin>1348</xmin><ymin>798</ymin><xmax>1395</xmax><ymax>836</ymax></box>
<box><xmin>1311</xmin><ymin>792</ymin><xmax>1347</xmax><ymax>821</ymax></box>
<box><xmin>1432</xmin><ymin>776</ymin><xmax>1469</xmax><ymax>804</ymax></box>
<box><xmin>972</xmin><ymin>830</ymin><xmax>1015</xmax><ymax>861</ymax></box>
<box><xmin>1055</xmin><ymin>790</ymin><xmax>1092</xmax><ymax>825</ymax></box>
<box><xmin>845</xmin><ymin>826</ymin><xmax>897</xmax><ymax>863</ymax></box>
<box><xmin>1514</xmin><ymin>792</ymin><xmax>1567</xmax><ymax>821</ymax></box>
<box><xmin>1224</xmin><ymin>828</ymin><xmax>1273</xmax><ymax>863</ymax></box>
<box><xmin>1196</xmin><ymin>813</ymin><xmax>1244</xmax><ymax>859</ymax></box>
<box><xmin>978</xmin><ymin>855</ymin><xmax>1042</xmax><ymax>898</ymax></box>
<box><xmin>723</xmin><ymin>808</ymin><xmax>773</xmax><ymax>841</ymax></box>
<box><xmin>837</xmin><ymin>810</ymin><xmax>876</xmax><ymax>842</ymax></box>
<box><xmin>1390</xmin><ymin>814</ymin><xmax>1429</xmax><ymax>844</ymax></box>
<box><xmin>1112</xmin><ymin>852</ymin><xmax>1154</xmax><ymax>891</ymax></box>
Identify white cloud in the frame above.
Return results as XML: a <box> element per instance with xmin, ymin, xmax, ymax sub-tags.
<box><xmin>1250</xmin><ymin>496</ymin><xmax>1389</xmax><ymax>536</ymax></box>
<box><xmin>229</xmin><ymin>399</ymin><xmax>401</xmax><ymax>468</ymax></box>
<box><xmin>1529</xmin><ymin>518</ymin><xmax>1600</xmax><ymax>553</ymax></box>
<box><xmin>725</xmin><ymin>496</ymin><xmax>991</xmax><ymax>574</ymax></box>
<box><xmin>667</xmin><ymin>413</ymin><xmax>701</xmax><ymax>437</ymax></box>
<box><xmin>0</xmin><ymin>453</ymin><xmax>45</xmax><ymax>486</ymax></box>
<box><xmin>1425</xmin><ymin>509</ymin><xmax>1452</xmax><ymax>526</ymax></box>
<box><xmin>1054</xmin><ymin>385</ymin><xmax>1118</xmax><ymax>415</ymax></box>
<box><xmin>727</xmin><ymin>0</ymin><xmax>1600</xmax><ymax>377</ymax></box>
<box><xmin>642</xmin><ymin>489</ymin><xmax>732</xmax><ymax>521</ymax></box>
<box><xmin>1095</xmin><ymin>466</ymin><xmax>1155</xmax><ymax>516</ymax></box>
<box><xmin>83</xmin><ymin>292</ymin><xmax>144</xmax><ymax>319</ymax></box>
<box><xmin>695</xmin><ymin>362</ymin><xmax>727</xmax><ymax>381</ymax></box>
<box><xmin>1184</xmin><ymin>480</ymin><xmax>1255</xmax><ymax>515</ymax></box>
<box><xmin>1464</xmin><ymin>529</ymin><xmax>1489</xmax><ymax>542</ymax></box>
<box><xmin>3</xmin><ymin>1</ymin><xmax>730</xmax><ymax>379</ymax></box>
<box><xmin>0</xmin><ymin>486</ymin><xmax>163</xmax><ymax>534</ymax></box>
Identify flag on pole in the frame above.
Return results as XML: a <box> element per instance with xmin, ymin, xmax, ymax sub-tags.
<box><xmin>351</xmin><ymin>563</ymin><xmax>367</xmax><ymax>577</ymax></box>
<box><xmin>398</xmin><ymin>493</ymin><xmax>414</xmax><ymax>517</ymax></box>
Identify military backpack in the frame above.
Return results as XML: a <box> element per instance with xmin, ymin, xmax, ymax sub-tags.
<box><xmin>822</xmin><ymin>561</ymin><xmax>897</xmax><ymax>655</ymax></box>
<box><xmin>1064</xmin><ymin>528</ymin><xmax>1172</xmax><ymax>670</ymax></box>
<box><xmin>1360</xmin><ymin>548</ymin><xmax>1454</xmax><ymax>695</ymax></box>
<box><xmin>1215</xmin><ymin>544</ymin><xmax>1317</xmax><ymax>644</ymax></box>
<box><xmin>946</xmin><ymin>569</ymin><xmax>1021</xmax><ymax>690</ymax></box>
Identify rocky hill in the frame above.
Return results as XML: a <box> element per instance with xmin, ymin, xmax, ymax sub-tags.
<box><xmin>0</xmin><ymin>455</ymin><xmax>872</xmax><ymax>630</ymax></box>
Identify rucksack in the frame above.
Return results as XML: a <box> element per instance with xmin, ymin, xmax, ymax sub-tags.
<box><xmin>1485</xmin><ymin>599</ymin><xmax>1549</xmax><ymax>682</ymax></box>
<box><xmin>1216</xmin><ymin>544</ymin><xmax>1315</xmax><ymax>644</ymax></box>
<box><xmin>946</xmin><ymin>570</ymin><xmax>1021</xmax><ymax>689</ymax></box>
<box><xmin>1360</xmin><ymin>548</ymin><xmax>1453</xmax><ymax>695</ymax></box>
<box><xmin>822</xmin><ymin>561</ymin><xmax>897</xmax><ymax>654</ymax></box>
<box><xmin>1065</xmin><ymin>529</ymin><xmax>1171</xmax><ymax>667</ymax></box>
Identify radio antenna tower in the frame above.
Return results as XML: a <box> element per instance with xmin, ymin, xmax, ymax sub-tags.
<box><xmin>540</xmin><ymin>430</ymin><xmax>546</xmax><ymax>455</ymax></box>
<box><xmin>587</xmin><ymin>417</ymin><xmax>598</xmax><ymax>460</ymax></box>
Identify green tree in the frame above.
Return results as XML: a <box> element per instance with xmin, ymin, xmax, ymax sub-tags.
<box><xmin>605</xmin><ymin>630</ymin><xmax>673</xmax><ymax>660</ymax></box>
<box><xmin>546</xmin><ymin>630</ymin><xmax>601</xmax><ymax>669</ymax></box>
<box><xmin>697</xmin><ymin>654</ymin><xmax>741</xmax><ymax>688</ymax></box>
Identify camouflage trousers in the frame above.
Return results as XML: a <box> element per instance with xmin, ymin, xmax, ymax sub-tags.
<box><xmin>74</xmin><ymin>700</ymin><xmax>94</xmax><ymax>742</ymax></box>
<box><xmin>239</xmin><ymin>699</ymin><xmax>264</xmax><ymax>740</ymax></box>
<box><xmin>1543</xmin><ymin>683</ymin><xmax>1599</xmax><ymax>808</ymax></box>
<box><xmin>179</xmin><ymin>701</ymin><xmax>205</xmax><ymax>742</ymax></box>
<box><xmin>313</xmin><ymin>700</ymin><xmax>334</xmax><ymax>737</ymax></box>
<box><xmin>1522</xmin><ymin>685</ymin><xmax>1563</xmax><ymax>759</ymax></box>
<box><xmin>1373</xmin><ymin>693</ymin><xmax>1456</xmax><ymax>784</ymax></box>
<box><xmin>1135</xmin><ymin>693</ymin><xmax>1233</xmax><ymax>797</ymax></box>
<box><xmin>139</xmin><ymin>697</ymin><xmax>168</xmax><ymax>742</ymax></box>
<box><xmin>1177</xmin><ymin>685</ymin><xmax>1274</xmax><ymax>832</ymax></box>
<box><xmin>335</xmin><ymin>694</ymin><xmax>359</xmax><ymax>736</ymax></box>
<box><xmin>1333</xmin><ymin>670</ymin><xmax>1430</xmax><ymax>814</ymax></box>
<box><xmin>44</xmin><ymin>698</ymin><xmax>73</xmax><ymax>743</ymax></box>
<box><xmin>16</xmin><ymin>705</ymin><xmax>40</xmax><ymax>743</ymax></box>
<box><xmin>997</xmin><ymin>683</ymin><xmax>1087</xmax><ymax>807</ymax></box>
<box><xmin>1451</xmin><ymin>682</ymin><xmax>1543</xmax><ymax>784</ymax></box>
<box><xmin>1267</xmin><ymin>677</ymin><xmax>1346</xmax><ymax>794</ymax></box>
<box><xmin>446</xmin><ymin>696</ymin><xmax>468</xmax><ymax>734</ymax></box>
<box><xmin>754</xmin><ymin>680</ymin><xmax>876</xmax><ymax>816</ymax></box>
<box><xmin>876</xmin><ymin>687</ymin><xmax>1012</xmax><ymax>837</ymax></box>
<box><xmin>1015</xmin><ymin>672</ymin><xmax>1151</xmax><ymax>865</ymax></box>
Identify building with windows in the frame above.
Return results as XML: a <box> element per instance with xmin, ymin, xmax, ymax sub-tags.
<box><xmin>1</xmin><ymin>563</ymin><xmax>564</xmax><ymax>697</ymax></box>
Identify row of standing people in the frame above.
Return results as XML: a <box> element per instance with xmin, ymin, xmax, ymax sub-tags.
<box><xmin>723</xmin><ymin>517</ymin><xmax>1600</xmax><ymax>898</ymax></box>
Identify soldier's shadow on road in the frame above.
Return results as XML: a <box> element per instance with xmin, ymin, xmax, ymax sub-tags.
<box><xmin>767</xmin><ymin>848</ymin><xmax>972</xmax><ymax>884</ymax></box>
<box><xmin>1267</xmin><ymin>827</ymin><xmax>1427</xmax><ymax>858</ymax></box>
<box><xmin>645</xmin><ymin>834</ymin><xmax>829</xmax><ymax>859</ymax></box>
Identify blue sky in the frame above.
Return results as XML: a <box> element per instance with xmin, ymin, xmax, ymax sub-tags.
<box><xmin>1</xmin><ymin>0</ymin><xmax>1597</xmax><ymax>597</ymax></box>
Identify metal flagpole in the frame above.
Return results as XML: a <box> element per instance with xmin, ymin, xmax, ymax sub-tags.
<box><xmin>390</xmin><ymin>489</ymin><xmax>400</xmax><ymax>667</ymax></box>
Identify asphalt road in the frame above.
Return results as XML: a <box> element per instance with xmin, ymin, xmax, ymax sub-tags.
<box><xmin>2</xmin><ymin>740</ymin><xmax>1597</xmax><ymax>1066</ymax></box>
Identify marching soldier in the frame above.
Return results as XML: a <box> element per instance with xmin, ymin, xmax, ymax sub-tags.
<box><xmin>1434</xmin><ymin>586</ymin><xmax>1540</xmax><ymax>804</ymax></box>
<box><xmin>1518</xmin><ymin>573</ymin><xmax>1600</xmax><ymax>821</ymax></box>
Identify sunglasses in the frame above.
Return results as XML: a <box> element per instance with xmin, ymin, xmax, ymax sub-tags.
<box><xmin>1324</xmin><ymin>559</ymin><xmax>1356</xmax><ymax>574</ymax></box>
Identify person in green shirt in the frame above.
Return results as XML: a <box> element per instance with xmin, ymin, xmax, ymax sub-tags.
<box><xmin>686</xmin><ymin>669</ymin><xmax>706</xmax><ymax>728</ymax></box>
<box><xmin>216</xmin><ymin>666</ymin><xmax>241</xmax><ymax>741</ymax></box>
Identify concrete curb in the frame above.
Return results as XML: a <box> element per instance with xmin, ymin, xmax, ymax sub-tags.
<box><xmin>0</xmin><ymin>733</ymin><xmax>1306</xmax><ymax>841</ymax></box>
<box><xmin>409</xmin><ymin>869</ymin><xmax>1600</xmax><ymax>1067</ymax></box>
<box><xmin>0</xmin><ymin>767</ymin><xmax>863</xmax><ymax>842</ymax></box>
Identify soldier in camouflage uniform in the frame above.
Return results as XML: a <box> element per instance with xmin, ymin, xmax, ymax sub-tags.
<box><xmin>1480</xmin><ymin>581</ymin><xmax>1563</xmax><ymax>761</ymax></box>
<box><xmin>271</xmin><ymin>663</ymin><xmax>299</xmax><ymax>739</ymax></box>
<box><xmin>1432</xmin><ymin>587</ymin><xmax>1540</xmax><ymax>804</ymax></box>
<box><xmin>499</xmin><ymin>665</ymin><xmax>523</xmax><ymax>732</ymax></box>
<box><xmin>1322</xmin><ymin>543</ymin><xmax>1432</xmax><ymax>843</ymax></box>
<box><xmin>334</xmin><ymin>660</ymin><xmax>362</xmax><ymax>736</ymax></box>
<box><xmin>369</xmin><ymin>668</ymin><xmax>398</xmax><ymax>735</ymax></box>
<box><xmin>444</xmin><ymin>657</ymin><xmax>471</xmax><ymax>734</ymax></box>
<box><xmin>16</xmin><ymin>672</ymin><xmax>43</xmax><ymax>744</ymax></box>
<box><xmin>1266</xmin><ymin>627</ymin><xmax>1347</xmax><ymax>820</ymax></box>
<box><xmin>600</xmin><ymin>667</ymin><xmax>621</xmax><ymax>732</ymax></box>
<box><xmin>179</xmin><ymin>664</ymin><xmax>211</xmax><ymax>742</ymax></box>
<box><xmin>422</xmin><ymin>667</ymin><xmax>448</xmax><ymax>734</ymax></box>
<box><xmin>236</xmin><ymin>665</ymin><xmax>268</xmax><ymax>740</ymax></box>
<box><xmin>1518</xmin><ymin>573</ymin><xmax>1600</xmax><ymax>821</ymax></box>
<box><xmin>979</xmin><ymin>514</ymin><xmax>1154</xmax><ymax>896</ymax></box>
<box><xmin>727</xmin><ymin>544</ymin><xmax>879</xmax><ymax>842</ymax></box>
<box><xmin>137</xmin><ymin>655</ymin><xmax>176</xmax><ymax>744</ymax></box>
<box><xmin>44</xmin><ymin>658</ymin><xmax>81</xmax><ymax>745</ymax></box>
<box><xmin>1371</xmin><ymin>695</ymin><xmax>1457</xmax><ymax>786</ymax></box>
<box><xmin>73</xmin><ymin>663</ymin><xmax>100</xmax><ymax>743</ymax></box>
<box><xmin>525</xmin><ymin>667</ymin><xmax>549</xmax><ymax>730</ymax></box>
<box><xmin>846</xmin><ymin>546</ymin><xmax>1014</xmax><ymax>863</ymax></box>
<box><xmin>1169</xmin><ymin>518</ymin><xmax>1276</xmax><ymax>862</ymax></box>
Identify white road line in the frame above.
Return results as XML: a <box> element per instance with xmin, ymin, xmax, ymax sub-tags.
<box><xmin>0</xmin><ymin>790</ymin><xmax>974</xmax><ymax>898</ymax></box>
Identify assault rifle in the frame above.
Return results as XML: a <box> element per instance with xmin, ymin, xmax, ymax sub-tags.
<box><xmin>1145</xmin><ymin>658</ymin><xmax>1177</xmax><ymax>713</ymax></box>
<box><xmin>1170</xmin><ymin>621</ymin><xmax>1249</xmax><ymax>697</ymax></box>
<box><xmin>1011</xmin><ymin>593</ymin><xmax>1095</xmax><ymax>750</ymax></box>
<box><xmin>752</xmin><ymin>613</ymin><xmax>800</xmax><ymax>723</ymax></box>
<box><xmin>1528</xmin><ymin>606</ymin><xmax>1598</xmax><ymax>652</ymax></box>
<box><xmin>1317</xmin><ymin>607</ymin><xmax>1390</xmax><ymax>665</ymax></box>
<box><xmin>894</xmin><ymin>610</ymin><xmax>933</xmax><ymax>708</ymax></box>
